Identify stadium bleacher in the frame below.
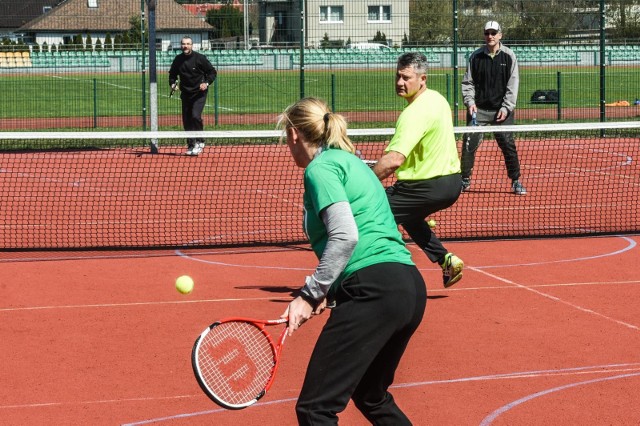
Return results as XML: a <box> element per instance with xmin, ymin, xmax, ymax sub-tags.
<box><xmin>1</xmin><ymin>44</ymin><xmax>638</xmax><ymax>70</ymax></box>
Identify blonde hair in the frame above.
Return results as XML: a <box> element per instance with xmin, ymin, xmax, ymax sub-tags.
<box><xmin>277</xmin><ymin>97</ymin><xmax>355</xmax><ymax>153</ymax></box>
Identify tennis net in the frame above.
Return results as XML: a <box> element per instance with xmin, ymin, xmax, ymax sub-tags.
<box><xmin>0</xmin><ymin>122</ymin><xmax>638</xmax><ymax>250</ymax></box>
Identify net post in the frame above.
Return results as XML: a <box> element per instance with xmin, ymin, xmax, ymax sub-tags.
<box><xmin>140</xmin><ymin>0</ymin><xmax>147</xmax><ymax>131</ymax></box>
<box><xmin>147</xmin><ymin>0</ymin><xmax>159</xmax><ymax>153</ymax></box>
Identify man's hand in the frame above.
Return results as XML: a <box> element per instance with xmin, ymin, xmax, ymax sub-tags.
<box><xmin>496</xmin><ymin>108</ymin><xmax>508</xmax><ymax>123</ymax></box>
<box><xmin>372</xmin><ymin>151</ymin><xmax>405</xmax><ymax>181</ymax></box>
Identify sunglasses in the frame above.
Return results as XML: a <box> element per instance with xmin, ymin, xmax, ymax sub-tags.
<box><xmin>484</xmin><ymin>31</ymin><xmax>498</xmax><ymax>36</ymax></box>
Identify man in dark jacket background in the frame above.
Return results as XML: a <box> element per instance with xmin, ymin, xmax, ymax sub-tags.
<box><xmin>461</xmin><ymin>21</ymin><xmax>526</xmax><ymax>195</ymax></box>
<box><xmin>169</xmin><ymin>36</ymin><xmax>217</xmax><ymax>156</ymax></box>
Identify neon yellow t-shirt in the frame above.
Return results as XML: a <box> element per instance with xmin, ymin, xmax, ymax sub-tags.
<box><xmin>386</xmin><ymin>88</ymin><xmax>461</xmax><ymax>180</ymax></box>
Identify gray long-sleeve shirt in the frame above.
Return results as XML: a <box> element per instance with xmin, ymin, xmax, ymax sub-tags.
<box><xmin>300</xmin><ymin>201</ymin><xmax>357</xmax><ymax>304</ymax></box>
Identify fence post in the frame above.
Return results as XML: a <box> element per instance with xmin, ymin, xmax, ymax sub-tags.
<box><xmin>214</xmin><ymin>77</ymin><xmax>219</xmax><ymax>127</ymax></box>
<box><xmin>452</xmin><ymin>0</ymin><xmax>459</xmax><ymax>126</ymax></box>
<box><xmin>556</xmin><ymin>71</ymin><xmax>562</xmax><ymax>121</ymax></box>
<box><xmin>599</xmin><ymin>0</ymin><xmax>606</xmax><ymax>130</ymax></box>
<box><xmin>331</xmin><ymin>73</ymin><xmax>336</xmax><ymax>112</ymax></box>
<box><xmin>93</xmin><ymin>78</ymin><xmax>98</xmax><ymax>128</ymax></box>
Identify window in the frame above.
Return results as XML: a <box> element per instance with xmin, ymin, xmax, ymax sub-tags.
<box><xmin>87</xmin><ymin>0</ymin><xmax>97</xmax><ymax>8</ymax></box>
<box><xmin>368</xmin><ymin>5</ymin><xmax>391</xmax><ymax>22</ymax></box>
<box><xmin>320</xmin><ymin>6</ymin><xmax>344</xmax><ymax>23</ymax></box>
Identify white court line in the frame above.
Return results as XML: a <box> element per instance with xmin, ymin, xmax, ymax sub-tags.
<box><xmin>480</xmin><ymin>371</ymin><xmax>640</xmax><ymax>425</ymax></box>
<box><xmin>468</xmin><ymin>265</ymin><xmax>640</xmax><ymax>331</ymax></box>
<box><xmin>404</xmin><ymin>235</ymin><xmax>637</xmax><ymax>271</ymax></box>
<box><xmin>115</xmin><ymin>363</ymin><xmax>640</xmax><ymax>425</ymax></box>
<box><xmin>2</xmin><ymin>280</ymin><xmax>639</xmax><ymax>314</ymax></box>
<box><xmin>177</xmin><ymin>235</ymin><xmax>636</xmax><ymax>271</ymax></box>
<box><xmin>471</xmin><ymin>235</ymin><xmax>636</xmax><ymax>268</ymax></box>
<box><xmin>3</xmin><ymin>363</ymin><xmax>637</xmax><ymax>418</ymax></box>
<box><xmin>0</xmin><ymin>297</ymin><xmax>291</xmax><ymax>313</ymax></box>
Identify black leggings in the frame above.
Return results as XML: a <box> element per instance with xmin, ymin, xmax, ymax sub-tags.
<box><xmin>296</xmin><ymin>262</ymin><xmax>426</xmax><ymax>425</ymax></box>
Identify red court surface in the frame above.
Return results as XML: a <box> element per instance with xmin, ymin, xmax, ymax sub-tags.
<box><xmin>1</xmin><ymin>235</ymin><xmax>639</xmax><ymax>425</ymax></box>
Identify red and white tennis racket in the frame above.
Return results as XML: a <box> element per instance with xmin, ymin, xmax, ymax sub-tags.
<box><xmin>192</xmin><ymin>317</ymin><xmax>288</xmax><ymax>410</ymax></box>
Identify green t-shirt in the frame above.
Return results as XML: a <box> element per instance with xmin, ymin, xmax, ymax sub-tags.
<box><xmin>386</xmin><ymin>88</ymin><xmax>461</xmax><ymax>180</ymax></box>
<box><xmin>303</xmin><ymin>148</ymin><xmax>413</xmax><ymax>291</ymax></box>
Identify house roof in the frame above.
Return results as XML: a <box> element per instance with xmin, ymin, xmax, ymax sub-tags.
<box><xmin>182</xmin><ymin>1</ymin><xmax>243</xmax><ymax>18</ymax></box>
<box><xmin>19</xmin><ymin>0</ymin><xmax>213</xmax><ymax>32</ymax></box>
<box><xmin>0</xmin><ymin>0</ymin><xmax>62</xmax><ymax>30</ymax></box>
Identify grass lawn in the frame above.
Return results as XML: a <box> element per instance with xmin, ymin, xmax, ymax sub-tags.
<box><xmin>0</xmin><ymin>65</ymin><xmax>638</xmax><ymax>130</ymax></box>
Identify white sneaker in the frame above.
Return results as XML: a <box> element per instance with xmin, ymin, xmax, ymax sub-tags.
<box><xmin>189</xmin><ymin>142</ymin><xmax>205</xmax><ymax>156</ymax></box>
<box><xmin>185</xmin><ymin>146</ymin><xmax>194</xmax><ymax>155</ymax></box>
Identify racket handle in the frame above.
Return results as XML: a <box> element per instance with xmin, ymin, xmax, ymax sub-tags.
<box><xmin>471</xmin><ymin>111</ymin><xmax>477</xmax><ymax>126</ymax></box>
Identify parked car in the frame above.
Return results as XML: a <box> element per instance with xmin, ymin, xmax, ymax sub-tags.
<box><xmin>346</xmin><ymin>43</ymin><xmax>391</xmax><ymax>51</ymax></box>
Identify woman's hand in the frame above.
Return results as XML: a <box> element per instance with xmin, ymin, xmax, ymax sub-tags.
<box><xmin>282</xmin><ymin>296</ymin><xmax>315</xmax><ymax>336</ymax></box>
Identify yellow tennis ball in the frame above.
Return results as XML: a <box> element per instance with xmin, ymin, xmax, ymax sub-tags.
<box><xmin>428</xmin><ymin>219</ymin><xmax>437</xmax><ymax>229</ymax></box>
<box><xmin>175</xmin><ymin>275</ymin><xmax>194</xmax><ymax>294</ymax></box>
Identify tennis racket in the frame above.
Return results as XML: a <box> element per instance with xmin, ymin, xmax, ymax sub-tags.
<box><xmin>169</xmin><ymin>81</ymin><xmax>179</xmax><ymax>98</ymax></box>
<box><xmin>192</xmin><ymin>317</ymin><xmax>288</xmax><ymax>410</ymax></box>
<box><xmin>464</xmin><ymin>111</ymin><xmax>478</xmax><ymax>151</ymax></box>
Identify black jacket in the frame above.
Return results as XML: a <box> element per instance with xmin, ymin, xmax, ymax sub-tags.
<box><xmin>169</xmin><ymin>51</ymin><xmax>217</xmax><ymax>95</ymax></box>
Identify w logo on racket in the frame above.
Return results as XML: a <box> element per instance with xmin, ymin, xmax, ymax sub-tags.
<box><xmin>205</xmin><ymin>336</ymin><xmax>259</xmax><ymax>392</ymax></box>
<box><xmin>192</xmin><ymin>318</ymin><xmax>288</xmax><ymax>409</ymax></box>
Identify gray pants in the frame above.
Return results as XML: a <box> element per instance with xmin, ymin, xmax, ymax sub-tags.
<box><xmin>461</xmin><ymin>108</ymin><xmax>521</xmax><ymax>181</ymax></box>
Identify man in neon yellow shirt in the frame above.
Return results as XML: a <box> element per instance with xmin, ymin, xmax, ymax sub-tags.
<box><xmin>373</xmin><ymin>52</ymin><xmax>464</xmax><ymax>287</ymax></box>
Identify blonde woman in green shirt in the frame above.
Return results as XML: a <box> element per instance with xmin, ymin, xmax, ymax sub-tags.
<box><xmin>278</xmin><ymin>97</ymin><xmax>426</xmax><ymax>425</ymax></box>
<box><xmin>373</xmin><ymin>52</ymin><xmax>464</xmax><ymax>288</ymax></box>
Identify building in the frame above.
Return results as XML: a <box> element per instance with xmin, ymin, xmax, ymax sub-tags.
<box><xmin>18</xmin><ymin>0</ymin><xmax>212</xmax><ymax>51</ymax></box>
<box><xmin>258</xmin><ymin>0</ymin><xmax>409</xmax><ymax>47</ymax></box>
<box><xmin>182</xmin><ymin>0</ymin><xmax>244</xmax><ymax>21</ymax></box>
<box><xmin>0</xmin><ymin>0</ymin><xmax>62</xmax><ymax>41</ymax></box>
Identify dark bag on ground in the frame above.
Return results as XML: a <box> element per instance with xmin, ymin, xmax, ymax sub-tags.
<box><xmin>530</xmin><ymin>89</ymin><xmax>559</xmax><ymax>104</ymax></box>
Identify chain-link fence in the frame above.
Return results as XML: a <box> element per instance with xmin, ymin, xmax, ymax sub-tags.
<box><xmin>1</xmin><ymin>0</ymin><xmax>639</xmax><ymax>130</ymax></box>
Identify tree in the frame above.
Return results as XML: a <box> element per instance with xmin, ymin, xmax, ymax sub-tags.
<box><xmin>72</xmin><ymin>34</ymin><xmax>83</xmax><ymax>49</ymax></box>
<box><xmin>104</xmin><ymin>33</ymin><xmax>113</xmax><ymax>50</ymax></box>
<box><xmin>125</xmin><ymin>15</ymin><xmax>148</xmax><ymax>46</ymax></box>
<box><xmin>409</xmin><ymin>0</ymin><xmax>453</xmax><ymax>44</ymax></box>
<box><xmin>320</xmin><ymin>33</ymin><xmax>330</xmax><ymax>48</ymax></box>
<box><xmin>607</xmin><ymin>0</ymin><xmax>640</xmax><ymax>39</ymax></box>
<box><xmin>207</xmin><ymin>4</ymin><xmax>243</xmax><ymax>39</ymax></box>
<box><xmin>491</xmin><ymin>0</ymin><xmax>592</xmax><ymax>43</ymax></box>
<box><xmin>372</xmin><ymin>31</ymin><xmax>388</xmax><ymax>44</ymax></box>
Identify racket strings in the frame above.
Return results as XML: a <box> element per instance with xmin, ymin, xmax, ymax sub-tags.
<box><xmin>197</xmin><ymin>321</ymin><xmax>276</xmax><ymax>406</ymax></box>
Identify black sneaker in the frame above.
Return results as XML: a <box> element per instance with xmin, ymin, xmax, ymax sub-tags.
<box><xmin>512</xmin><ymin>180</ymin><xmax>527</xmax><ymax>195</ymax></box>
